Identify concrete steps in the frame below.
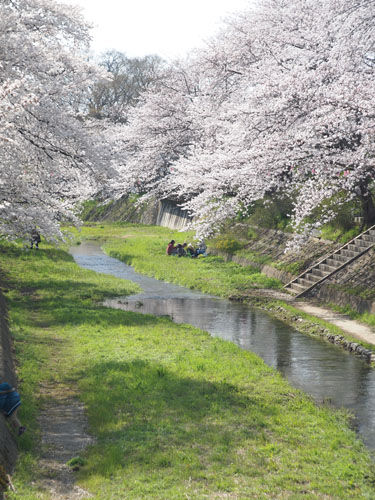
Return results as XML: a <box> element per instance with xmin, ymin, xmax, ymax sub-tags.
<box><xmin>284</xmin><ymin>225</ymin><xmax>375</xmax><ymax>298</ymax></box>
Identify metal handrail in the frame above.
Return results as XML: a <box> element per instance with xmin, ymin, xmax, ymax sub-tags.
<box><xmin>284</xmin><ymin>224</ymin><xmax>375</xmax><ymax>296</ymax></box>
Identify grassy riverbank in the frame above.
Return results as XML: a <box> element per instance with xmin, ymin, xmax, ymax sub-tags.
<box><xmin>1</xmin><ymin>229</ymin><xmax>375</xmax><ymax>498</ymax></box>
<box><xmin>80</xmin><ymin>223</ymin><xmax>375</xmax><ymax>346</ymax></box>
<box><xmin>76</xmin><ymin>223</ymin><xmax>282</xmax><ymax>296</ymax></box>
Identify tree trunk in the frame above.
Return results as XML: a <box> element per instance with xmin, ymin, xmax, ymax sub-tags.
<box><xmin>360</xmin><ymin>186</ymin><xmax>375</xmax><ymax>228</ymax></box>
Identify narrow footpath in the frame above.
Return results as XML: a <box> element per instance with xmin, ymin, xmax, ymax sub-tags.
<box><xmin>36</xmin><ymin>382</ymin><xmax>94</xmax><ymax>500</ymax></box>
<box><xmin>296</xmin><ymin>302</ymin><xmax>375</xmax><ymax>345</ymax></box>
<box><xmin>254</xmin><ymin>288</ymin><xmax>375</xmax><ymax>347</ymax></box>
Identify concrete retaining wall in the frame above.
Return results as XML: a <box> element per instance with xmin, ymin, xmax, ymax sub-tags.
<box><xmin>260</xmin><ymin>263</ymin><xmax>375</xmax><ymax>316</ymax></box>
<box><xmin>209</xmin><ymin>245</ymin><xmax>375</xmax><ymax>317</ymax></box>
<box><xmin>315</xmin><ymin>286</ymin><xmax>375</xmax><ymax>315</ymax></box>
<box><xmin>0</xmin><ymin>291</ymin><xmax>18</xmax><ymax>498</ymax></box>
<box><xmin>261</xmin><ymin>265</ymin><xmax>294</xmax><ymax>285</ymax></box>
<box><xmin>208</xmin><ymin>249</ymin><xmax>295</xmax><ymax>284</ymax></box>
<box><xmin>84</xmin><ymin>197</ymin><xmax>192</xmax><ymax>231</ymax></box>
<box><xmin>154</xmin><ymin>200</ymin><xmax>192</xmax><ymax>230</ymax></box>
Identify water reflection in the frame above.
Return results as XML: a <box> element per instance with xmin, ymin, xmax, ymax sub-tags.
<box><xmin>71</xmin><ymin>242</ymin><xmax>375</xmax><ymax>449</ymax></box>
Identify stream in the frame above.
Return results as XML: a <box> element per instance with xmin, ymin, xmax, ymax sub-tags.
<box><xmin>71</xmin><ymin>241</ymin><xmax>375</xmax><ymax>450</ymax></box>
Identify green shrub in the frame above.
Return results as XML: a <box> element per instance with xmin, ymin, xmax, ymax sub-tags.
<box><xmin>320</xmin><ymin>225</ymin><xmax>360</xmax><ymax>244</ymax></box>
<box><xmin>245</xmin><ymin>195</ymin><xmax>293</xmax><ymax>230</ymax></box>
<box><xmin>66</xmin><ymin>457</ymin><xmax>87</xmax><ymax>468</ymax></box>
<box><xmin>246</xmin><ymin>227</ymin><xmax>258</xmax><ymax>240</ymax></box>
<box><xmin>308</xmin><ymin>193</ymin><xmax>363</xmax><ymax>240</ymax></box>
<box><xmin>271</xmin><ymin>261</ymin><xmax>304</xmax><ymax>275</ymax></box>
<box><xmin>212</xmin><ymin>238</ymin><xmax>243</xmax><ymax>253</ymax></box>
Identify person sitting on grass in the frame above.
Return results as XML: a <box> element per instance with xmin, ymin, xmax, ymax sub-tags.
<box><xmin>166</xmin><ymin>240</ymin><xmax>176</xmax><ymax>256</ymax></box>
<box><xmin>177</xmin><ymin>243</ymin><xmax>187</xmax><ymax>257</ymax></box>
<box><xmin>186</xmin><ymin>243</ymin><xmax>196</xmax><ymax>257</ymax></box>
<box><xmin>0</xmin><ymin>383</ymin><xmax>26</xmax><ymax>436</ymax></box>
<box><xmin>195</xmin><ymin>239</ymin><xmax>207</xmax><ymax>257</ymax></box>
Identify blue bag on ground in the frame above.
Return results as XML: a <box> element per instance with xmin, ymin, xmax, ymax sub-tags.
<box><xmin>0</xmin><ymin>382</ymin><xmax>21</xmax><ymax>417</ymax></box>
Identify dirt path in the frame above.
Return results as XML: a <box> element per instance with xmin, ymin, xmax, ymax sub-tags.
<box><xmin>36</xmin><ymin>383</ymin><xmax>94</xmax><ymax>500</ymax></box>
<box><xmin>245</xmin><ymin>288</ymin><xmax>375</xmax><ymax>346</ymax></box>
<box><xmin>295</xmin><ymin>302</ymin><xmax>375</xmax><ymax>345</ymax></box>
<box><xmin>24</xmin><ymin>287</ymin><xmax>375</xmax><ymax>499</ymax></box>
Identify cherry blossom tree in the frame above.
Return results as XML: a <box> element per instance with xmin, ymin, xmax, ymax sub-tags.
<box><xmin>180</xmin><ymin>0</ymin><xmax>375</xmax><ymax>239</ymax></box>
<box><xmin>109</xmin><ymin>60</ymin><xmax>205</xmax><ymax>201</ymax></box>
<box><xmin>115</xmin><ymin>0</ymin><xmax>375</xmax><ymax>244</ymax></box>
<box><xmin>0</xmin><ymin>0</ymin><xmax>110</xmax><ymax>241</ymax></box>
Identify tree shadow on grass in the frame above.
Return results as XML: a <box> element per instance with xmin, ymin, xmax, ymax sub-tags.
<box><xmin>1</xmin><ymin>244</ymin><xmax>159</xmax><ymax>332</ymax></box>
<box><xmin>9</xmin><ymin>288</ymin><xmax>164</xmax><ymax>331</ymax></box>
<box><xmin>77</xmin><ymin>359</ymin><xmax>277</xmax><ymax>485</ymax></box>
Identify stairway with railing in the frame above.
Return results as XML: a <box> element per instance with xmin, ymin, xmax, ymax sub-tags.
<box><xmin>284</xmin><ymin>225</ymin><xmax>375</xmax><ymax>298</ymax></box>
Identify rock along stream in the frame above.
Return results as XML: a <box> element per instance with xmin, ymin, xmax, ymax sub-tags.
<box><xmin>71</xmin><ymin>241</ymin><xmax>375</xmax><ymax>450</ymax></box>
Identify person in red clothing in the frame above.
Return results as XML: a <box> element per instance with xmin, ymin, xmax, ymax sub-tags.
<box><xmin>166</xmin><ymin>240</ymin><xmax>176</xmax><ymax>255</ymax></box>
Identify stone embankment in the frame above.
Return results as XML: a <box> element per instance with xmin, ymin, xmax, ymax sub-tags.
<box><xmin>84</xmin><ymin>197</ymin><xmax>192</xmax><ymax>230</ymax></box>
<box><xmin>210</xmin><ymin>225</ymin><xmax>375</xmax><ymax>359</ymax></box>
<box><xmin>0</xmin><ymin>290</ymin><xmax>18</xmax><ymax>498</ymax></box>
<box><xmin>211</xmin><ymin>225</ymin><xmax>375</xmax><ymax>316</ymax></box>
<box><xmin>273</xmin><ymin>303</ymin><xmax>375</xmax><ymax>362</ymax></box>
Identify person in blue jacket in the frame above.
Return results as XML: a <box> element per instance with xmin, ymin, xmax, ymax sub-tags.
<box><xmin>0</xmin><ymin>383</ymin><xmax>26</xmax><ymax>436</ymax></box>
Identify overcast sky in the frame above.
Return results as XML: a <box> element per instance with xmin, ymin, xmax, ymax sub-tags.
<box><xmin>69</xmin><ymin>0</ymin><xmax>251</xmax><ymax>59</ymax></box>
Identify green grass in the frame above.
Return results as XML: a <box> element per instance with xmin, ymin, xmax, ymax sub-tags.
<box><xmin>324</xmin><ymin>302</ymin><xmax>375</xmax><ymax>329</ymax></box>
<box><xmin>234</xmin><ymin>249</ymin><xmax>273</xmax><ymax>267</ymax></box>
<box><xmin>71</xmin><ymin>223</ymin><xmax>281</xmax><ymax>296</ymax></box>
<box><xmin>208</xmin><ymin>236</ymin><xmax>245</xmax><ymax>253</ymax></box>
<box><xmin>272</xmin><ymin>302</ymin><xmax>375</xmax><ymax>350</ymax></box>
<box><xmin>320</xmin><ymin>225</ymin><xmax>360</xmax><ymax>244</ymax></box>
<box><xmin>331</xmin><ymin>285</ymin><xmax>375</xmax><ymax>302</ymax></box>
<box><xmin>1</xmin><ymin>230</ymin><xmax>375</xmax><ymax>499</ymax></box>
<box><xmin>270</xmin><ymin>260</ymin><xmax>305</xmax><ymax>275</ymax></box>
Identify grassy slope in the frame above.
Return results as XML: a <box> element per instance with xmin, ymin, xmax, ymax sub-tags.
<box><xmin>78</xmin><ymin>223</ymin><xmax>282</xmax><ymax>297</ymax></box>
<box><xmin>1</xmin><ymin>229</ymin><xmax>375</xmax><ymax>499</ymax></box>
<box><xmin>88</xmin><ymin>223</ymin><xmax>375</xmax><ymax>344</ymax></box>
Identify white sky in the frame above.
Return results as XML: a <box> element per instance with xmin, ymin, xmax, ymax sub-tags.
<box><xmin>69</xmin><ymin>0</ymin><xmax>251</xmax><ymax>60</ymax></box>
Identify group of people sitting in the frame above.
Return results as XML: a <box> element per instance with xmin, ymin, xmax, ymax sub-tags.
<box><xmin>166</xmin><ymin>239</ymin><xmax>207</xmax><ymax>258</ymax></box>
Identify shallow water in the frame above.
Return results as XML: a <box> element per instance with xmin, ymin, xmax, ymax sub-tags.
<box><xmin>71</xmin><ymin>241</ymin><xmax>375</xmax><ymax>449</ymax></box>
